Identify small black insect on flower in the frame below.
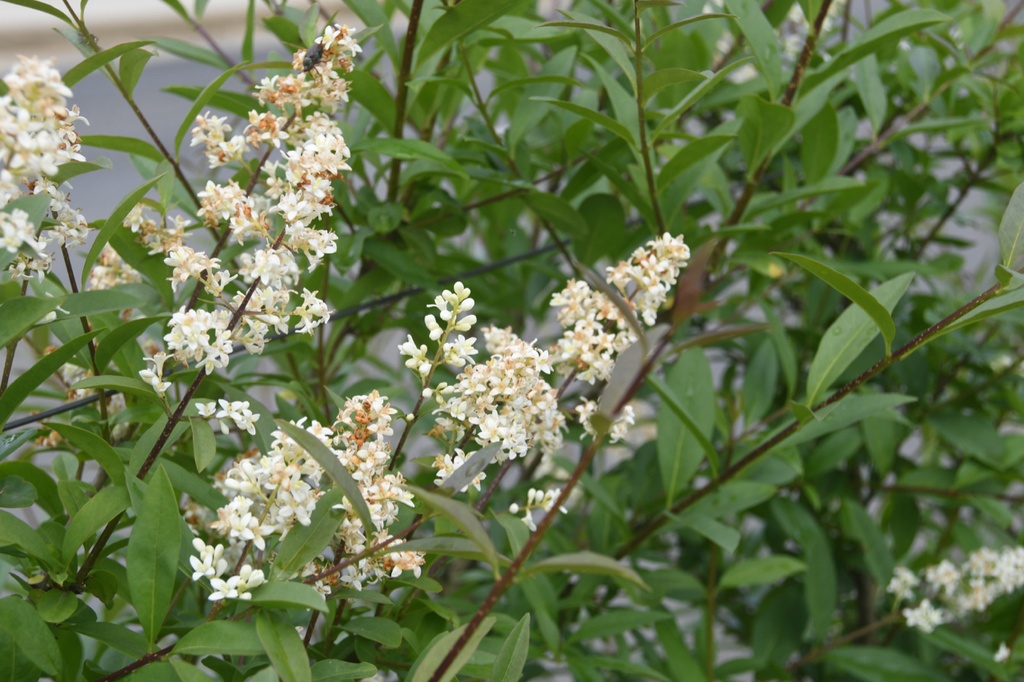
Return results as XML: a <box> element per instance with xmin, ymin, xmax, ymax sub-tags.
<box><xmin>302</xmin><ymin>41</ymin><xmax>325</xmax><ymax>75</ymax></box>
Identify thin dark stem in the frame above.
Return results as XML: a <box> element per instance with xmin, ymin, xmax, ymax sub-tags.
<box><xmin>387</xmin><ymin>0</ymin><xmax>426</xmax><ymax>202</ymax></box>
<box><xmin>188</xmin><ymin>14</ymin><xmax>254</xmax><ymax>87</ymax></box>
<box><xmin>633</xmin><ymin>1</ymin><xmax>665</xmax><ymax>234</ymax></box>
<box><xmin>426</xmin><ymin>330</ymin><xmax>673</xmax><ymax>682</ymax></box>
<box><xmin>619</xmin><ymin>275</ymin><xmax>1007</xmax><ymax>558</ymax></box>
<box><xmin>61</xmin><ymin>1</ymin><xmax>204</xmax><ymax>215</ymax></box>
<box><xmin>61</xmin><ymin>245</ymin><xmax>109</xmax><ymax>436</ymax></box>
<box><xmin>726</xmin><ymin>0</ymin><xmax>833</xmax><ymax>226</ymax></box>
<box><xmin>785</xmin><ymin>613</ymin><xmax>902</xmax><ymax>671</ymax></box>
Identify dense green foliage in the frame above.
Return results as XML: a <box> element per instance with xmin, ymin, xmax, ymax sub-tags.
<box><xmin>2</xmin><ymin>0</ymin><xmax>1024</xmax><ymax>680</ymax></box>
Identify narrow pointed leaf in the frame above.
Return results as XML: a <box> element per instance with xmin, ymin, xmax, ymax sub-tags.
<box><xmin>62</xmin><ymin>40</ymin><xmax>155</xmax><ymax>87</ymax></box>
<box><xmin>998</xmin><ymin>179</ymin><xmax>1024</xmax><ymax>269</ymax></box>
<box><xmin>489</xmin><ymin>614</ymin><xmax>530</xmax><ymax>682</ymax></box>
<box><xmin>256</xmin><ymin>611</ymin><xmax>312</xmax><ymax>682</ymax></box>
<box><xmin>407</xmin><ymin>485</ymin><xmax>500</xmax><ymax>576</ymax></box>
<box><xmin>410</xmin><ymin>616</ymin><xmax>496</xmax><ymax>682</ymax></box>
<box><xmin>127</xmin><ymin>467</ymin><xmax>180</xmax><ymax>645</ymax></box>
<box><xmin>522</xmin><ymin>550</ymin><xmax>647</xmax><ymax>587</ymax></box>
<box><xmin>275</xmin><ymin>420</ymin><xmax>375</xmax><ymax>536</ymax></box>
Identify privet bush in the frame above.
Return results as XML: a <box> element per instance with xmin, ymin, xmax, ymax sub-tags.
<box><xmin>2</xmin><ymin>0</ymin><xmax>1024</xmax><ymax>680</ymax></box>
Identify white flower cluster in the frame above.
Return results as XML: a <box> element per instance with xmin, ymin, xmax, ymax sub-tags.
<box><xmin>195</xmin><ymin>390</ymin><xmax>423</xmax><ymax>599</ymax></box>
<box><xmin>435</xmin><ymin>325</ymin><xmax>565</xmax><ymax>462</ymax></box>
<box><xmin>508</xmin><ymin>487</ymin><xmax>567</xmax><ymax>532</ymax></box>
<box><xmin>197</xmin><ymin>399</ymin><xmax>260</xmax><ymax>435</ymax></box>
<box><xmin>399</xmin><ymin>281</ymin><xmax>478</xmax><ymax>381</ymax></box>
<box><xmin>575</xmin><ymin>399</ymin><xmax>636</xmax><ymax>443</ymax></box>
<box><xmin>890</xmin><ymin>547</ymin><xmax>1024</xmax><ymax>661</ymax></box>
<box><xmin>550</xmin><ymin>233</ymin><xmax>690</xmax><ymax>383</ymax></box>
<box><xmin>154</xmin><ymin>25</ymin><xmax>361</xmax><ymax>386</ymax></box>
<box><xmin>0</xmin><ymin>56</ymin><xmax>90</xmax><ymax>283</ymax></box>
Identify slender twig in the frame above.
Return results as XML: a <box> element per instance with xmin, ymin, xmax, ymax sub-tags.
<box><xmin>785</xmin><ymin>612</ymin><xmax>903</xmax><ymax>671</ymax></box>
<box><xmin>426</xmin><ymin>326</ymin><xmax>676</xmax><ymax>682</ymax></box>
<box><xmin>61</xmin><ymin>1</ymin><xmax>204</xmax><ymax>215</ymax></box>
<box><xmin>619</xmin><ymin>273</ymin><xmax>1009</xmax><ymax>558</ymax></box>
<box><xmin>725</xmin><ymin>0</ymin><xmax>834</xmax><ymax>226</ymax></box>
<box><xmin>386</xmin><ymin>0</ymin><xmax>426</xmax><ymax>202</ymax></box>
<box><xmin>633</xmin><ymin>1</ymin><xmax>665</xmax><ymax>234</ymax></box>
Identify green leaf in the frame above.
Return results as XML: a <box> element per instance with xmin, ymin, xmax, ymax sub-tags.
<box><xmin>736</xmin><ymin>95</ymin><xmax>795</xmax><ymax>176</ymax></box>
<box><xmin>439</xmin><ymin>443</ymin><xmax>501</xmax><ymax>493</ymax></box>
<box><xmin>71</xmin><ymin>375</ymin><xmax>165</xmax><ymax>408</ymax></box>
<box><xmin>311</xmin><ymin>660</ymin><xmax>379</xmax><ymax>681</ymax></box>
<box><xmin>127</xmin><ymin>467</ymin><xmax>180</xmax><ymax>646</ymax></box>
<box><xmin>724</xmin><ymin>0</ymin><xmax>781</xmax><ymax>99</ymax></box>
<box><xmin>0</xmin><ymin>330</ymin><xmax>100</xmax><ymax>427</ymax></box>
<box><xmin>854</xmin><ymin>54</ymin><xmax>887</xmax><ymax>136</ymax></box>
<box><xmin>771</xmin><ymin>498</ymin><xmax>836</xmax><ymax>641</ymax></box>
<box><xmin>999</xmin><ymin>179</ymin><xmax>1024</xmax><ymax>269</ymax></box>
<box><xmin>803</xmin><ymin>272</ymin><xmax>914</xmax><ymax>405</ymax></box>
<box><xmin>719</xmin><ymin>556</ymin><xmax>807</xmax><ymax>588</ymax></box>
<box><xmin>189</xmin><ymin>417</ymin><xmax>216</xmax><ymax>473</ymax></box>
<box><xmin>174</xmin><ymin>618</ymin><xmax>266</xmax><ymax>655</ymax></box>
<box><xmin>407</xmin><ymin>486</ymin><xmax>500</xmax><ymax>577</ymax></box>
<box><xmin>783</xmin><ymin>394</ymin><xmax>916</xmax><ymax>449</ymax></box>
<box><xmin>532</xmin><ymin>97</ymin><xmax>635</xmax><ymax>147</ymax></box>
<box><xmin>62</xmin><ymin>485</ymin><xmax>130</xmax><ymax>564</ymax></box>
<box><xmin>0</xmin><ymin>475</ymin><xmax>36</xmax><ymax>507</ymax></box>
<box><xmin>410</xmin><ymin>616</ymin><xmax>496</xmax><ymax>682</ymax></box>
<box><xmin>62</xmin><ymin>40</ymin><xmax>154</xmax><ymax>86</ymax></box>
<box><xmin>341</xmin><ymin>617</ymin><xmax>402</xmax><ymax>647</ymax></box>
<box><xmin>47</xmin><ymin>424</ymin><xmax>125</xmax><ymax>485</ymax></box>
<box><xmin>538</xmin><ymin>20</ymin><xmax>633</xmax><ymax>48</ymax></box>
<box><xmin>657</xmin><ymin>134</ymin><xmax>734</xmax><ymax>192</ymax></box>
<box><xmin>839</xmin><ymin>498</ymin><xmax>893</xmax><ymax>584</ymax></box>
<box><xmin>94</xmin><ymin>316</ymin><xmax>166</xmax><ymax>372</ymax></box>
<box><xmin>35</xmin><ymin>590</ymin><xmax>77</xmax><ymax>623</ymax></box>
<box><xmin>81</xmin><ymin>134</ymin><xmax>163</xmax><ymax>162</ymax></box>
<box><xmin>119</xmin><ymin>46</ymin><xmax>154</xmax><ymax>97</ymax></box>
<box><xmin>671</xmin><ymin>513</ymin><xmax>740</xmax><ymax>553</ymax></box>
<box><xmin>800</xmin><ymin>103</ymin><xmax>838</xmax><ymax>183</ymax></box>
<box><xmin>652</xmin><ymin>349</ymin><xmax>717</xmax><ymax>503</ymax></box>
<box><xmin>352</xmin><ymin>138</ymin><xmax>468</xmax><ymax>179</ymax></box>
<box><xmin>524</xmin><ymin>190</ymin><xmax>588</xmax><ymax>240</ymax></box>
<box><xmin>150</xmin><ymin>37</ymin><xmax>229</xmax><ymax>68</ymax></box>
<box><xmin>1</xmin><ymin>0</ymin><xmax>72</xmax><ymax>25</ymax></box>
<box><xmin>803</xmin><ymin>9</ymin><xmax>950</xmax><ymax>93</ymax></box>
<box><xmin>348</xmin><ymin>70</ymin><xmax>396</xmax><ymax>131</ymax></box>
<box><xmin>274</xmin><ymin>420</ymin><xmax>374</xmax><ymax>536</ymax></box>
<box><xmin>173</xmin><ymin>621</ymin><xmax>264</xmax><ymax>656</ymax></box>
<box><xmin>0</xmin><ymin>596</ymin><xmax>61</xmax><ymax>675</ymax></box>
<box><xmin>0</xmin><ymin>296</ymin><xmax>60</xmax><ymax>349</ymax></box>
<box><xmin>924</xmin><ymin>627</ymin><xmax>1009</xmax><ymax>680</ymax></box>
<box><xmin>643</xmin><ymin>13</ymin><xmax>734</xmax><ymax>50</ymax></box>
<box><xmin>399</xmin><ymin>535</ymin><xmax>503</xmax><ymax>563</ymax></box>
<box><xmin>418</xmin><ymin>0</ymin><xmax>529</xmax><ymax>66</ymax></box>
<box><xmin>522</xmin><ymin>550</ymin><xmax>647</xmax><ymax>587</ymax></box>
<box><xmin>248</xmin><ymin>582</ymin><xmax>328</xmax><ymax>613</ymax></box>
<box><xmin>75</xmin><ymin>621</ymin><xmax>148</xmax><ymax>658</ymax></box>
<box><xmin>272</xmin><ymin>487</ymin><xmax>344</xmax><ymax>577</ymax></box>
<box><xmin>62</xmin><ymin>287</ymin><xmax>151</xmax><ymax>317</ymax></box>
<box><xmin>83</xmin><ymin>174</ymin><xmax>164</xmax><ymax>279</ymax></box>
<box><xmin>489</xmin><ymin>614</ymin><xmax>530</xmax><ymax>682</ymax></box>
<box><xmin>825</xmin><ymin>645</ymin><xmax>953</xmax><ymax>682</ymax></box>
<box><xmin>48</xmin><ymin>158</ymin><xmax>113</xmax><ymax>185</ymax></box>
<box><xmin>779</xmin><ymin>253</ymin><xmax>897</xmax><ymax>355</ymax></box>
<box><xmin>0</xmin><ymin>509</ymin><xmax>57</xmax><ymax>566</ymax></box>
<box><xmin>567</xmin><ymin>610</ymin><xmax>672</xmax><ymax>644</ymax></box>
<box><xmin>256</xmin><ymin>611</ymin><xmax>312</xmax><ymax>682</ymax></box>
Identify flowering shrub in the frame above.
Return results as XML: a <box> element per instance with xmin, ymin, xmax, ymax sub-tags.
<box><xmin>2</xmin><ymin>0</ymin><xmax>1024</xmax><ymax>680</ymax></box>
